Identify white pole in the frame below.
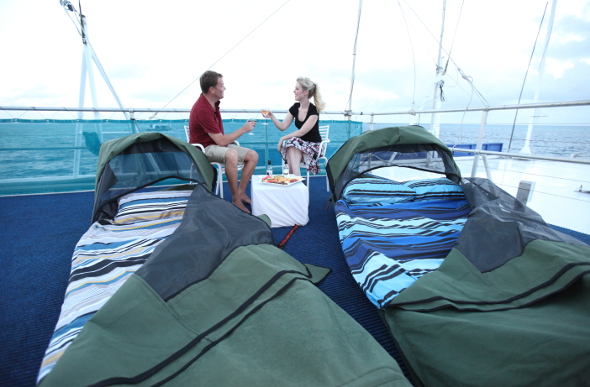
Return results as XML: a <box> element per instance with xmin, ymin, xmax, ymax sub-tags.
<box><xmin>88</xmin><ymin>45</ymin><xmax>129</xmax><ymax>121</ymax></box>
<box><xmin>471</xmin><ymin>110</ymin><xmax>489</xmax><ymax>178</ymax></box>
<box><xmin>77</xmin><ymin>50</ymin><xmax>87</xmax><ymax>120</ymax></box>
<box><xmin>346</xmin><ymin>0</ymin><xmax>363</xmax><ymax>117</ymax></box>
<box><xmin>63</xmin><ymin>1</ymin><xmax>130</xmax><ymax>124</ymax></box>
<box><xmin>84</xmin><ymin>49</ymin><xmax>100</xmax><ymax>121</ymax></box>
<box><xmin>430</xmin><ymin>0</ymin><xmax>446</xmax><ymax>138</ymax></box>
<box><xmin>80</xmin><ymin>15</ymin><xmax>104</xmax><ymax>145</ymax></box>
<box><xmin>74</xmin><ymin>50</ymin><xmax>87</xmax><ymax>177</ymax></box>
<box><xmin>521</xmin><ymin>0</ymin><xmax>557</xmax><ymax>155</ymax></box>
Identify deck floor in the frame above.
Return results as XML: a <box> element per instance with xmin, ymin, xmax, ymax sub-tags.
<box><xmin>0</xmin><ymin>177</ymin><xmax>410</xmax><ymax>386</ymax></box>
<box><xmin>1</xmin><ymin>175</ymin><xmax>588</xmax><ymax>386</ymax></box>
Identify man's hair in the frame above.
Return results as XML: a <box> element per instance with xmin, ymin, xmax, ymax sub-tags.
<box><xmin>200</xmin><ymin>70</ymin><xmax>223</xmax><ymax>94</ymax></box>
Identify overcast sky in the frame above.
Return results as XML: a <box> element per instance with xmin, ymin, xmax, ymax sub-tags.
<box><xmin>0</xmin><ymin>0</ymin><xmax>589</xmax><ymax>124</ymax></box>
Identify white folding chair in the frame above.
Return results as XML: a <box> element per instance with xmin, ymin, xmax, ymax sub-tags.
<box><xmin>317</xmin><ymin>125</ymin><xmax>331</xmax><ymax>191</ymax></box>
<box><xmin>184</xmin><ymin>125</ymin><xmax>241</xmax><ymax>198</ymax></box>
<box><xmin>282</xmin><ymin>125</ymin><xmax>331</xmax><ymax>192</ymax></box>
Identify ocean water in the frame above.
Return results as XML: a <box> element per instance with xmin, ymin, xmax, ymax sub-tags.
<box><xmin>371</xmin><ymin>122</ymin><xmax>590</xmax><ymax>159</ymax></box>
<box><xmin>0</xmin><ymin>119</ymin><xmax>363</xmax><ymax>181</ymax></box>
<box><xmin>0</xmin><ymin>119</ymin><xmax>588</xmax><ymax>183</ymax></box>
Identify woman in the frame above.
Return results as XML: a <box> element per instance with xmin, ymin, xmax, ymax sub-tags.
<box><xmin>263</xmin><ymin>76</ymin><xmax>326</xmax><ymax>176</ymax></box>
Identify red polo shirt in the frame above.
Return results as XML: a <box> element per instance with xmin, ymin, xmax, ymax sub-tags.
<box><xmin>188</xmin><ymin>94</ymin><xmax>225</xmax><ymax>148</ymax></box>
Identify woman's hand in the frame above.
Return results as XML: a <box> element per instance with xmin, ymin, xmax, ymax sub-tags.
<box><xmin>261</xmin><ymin>109</ymin><xmax>273</xmax><ymax>119</ymax></box>
<box><xmin>277</xmin><ymin>138</ymin><xmax>285</xmax><ymax>153</ymax></box>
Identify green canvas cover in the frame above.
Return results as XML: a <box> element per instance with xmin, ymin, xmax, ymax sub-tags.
<box><xmin>327</xmin><ymin>125</ymin><xmax>461</xmax><ymax>200</ymax></box>
<box><xmin>325</xmin><ymin>125</ymin><xmax>590</xmax><ymax>385</ymax></box>
<box><xmin>92</xmin><ymin>132</ymin><xmax>216</xmax><ymax>223</ymax></box>
<box><xmin>41</xmin><ymin>184</ymin><xmax>412</xmax><ymax>387</ymax></box>
<box><xmin>383</xmin><ymin>178</ymin><xmax>590</xmax><ymax>386</ymax></box>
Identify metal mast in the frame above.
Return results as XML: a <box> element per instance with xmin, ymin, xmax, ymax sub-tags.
<box><xmin>60</xmin><ymin>0</ymin><xmax>130</xmax><ymax>124</ymax></box>
<box><xmin>60</xmin><ymin>0</ymin><xmax>134</xmax><ymax>177</ymax></box>
<box><xmin>430</xmin><ymin>0</ymin><xmax>446</xmax><ymax>139</ymax></box>
<box><xmin>346</xmin><ymin>0</ymin><xmax>363</xmax><ymax>121</ymax></box>
<box><xmin>520</xmin><ymin>0</ymin><xmax>557</xmax><ymax>155</ymax></box>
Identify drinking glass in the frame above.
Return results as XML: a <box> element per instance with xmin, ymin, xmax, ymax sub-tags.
<box><xmin>247</xmin><ymin>117</ymin><xmax>257</xmax><ymax>135</ymax></box>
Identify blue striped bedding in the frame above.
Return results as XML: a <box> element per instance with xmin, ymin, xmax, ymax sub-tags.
<box><xmin>37</xmin><ymin>189</ymin><xmax>193</xmax><ymax>383</ymax></box>
<box><xmin>335</xmin><ymin>177</ymin><xmax>471</xmax><ymax>309</ymax></box>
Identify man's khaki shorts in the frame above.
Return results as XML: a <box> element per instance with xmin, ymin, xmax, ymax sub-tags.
<box><xmin>204</xmin><ymin>144</ymin><xmax>250</xmax><ymax>164</ymax></box>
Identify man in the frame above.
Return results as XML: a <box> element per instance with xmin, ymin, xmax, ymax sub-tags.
<box><xmin>189</xmin><ymin>71</ymin><xmax>259</xmax><ymax>213</ymax></box>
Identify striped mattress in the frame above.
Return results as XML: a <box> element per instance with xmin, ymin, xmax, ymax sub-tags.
<box><xmin>335</xmin><ymin>177</ymin><xmax>471</xmax><ymax>309</ymax></box>
<box><xmin>37</xmin><ymin>189</ymin><xmax>193</xmax><ymax>383</ymax></box>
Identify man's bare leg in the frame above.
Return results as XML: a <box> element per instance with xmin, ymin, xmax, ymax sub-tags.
<box><xmin>237</xmin><ymin>150</ymin><xmax>259</xmax><ymax>205</ymax></box>
<box><xmin>224</xmin><ymin>149</ymin><xmax>250</xmax><ymax>213</ymax></box>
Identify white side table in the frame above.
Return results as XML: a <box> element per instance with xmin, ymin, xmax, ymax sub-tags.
<box><xmin>251</xmin><ymin>175</ymin><xmax>309</xmax><ymax>228</ymax></box>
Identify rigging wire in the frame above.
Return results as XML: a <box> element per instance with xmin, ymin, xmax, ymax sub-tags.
<box><xmin>153</xmin><ymin>0</ymin><xmax>292</xmax><ymax>119</ymax></box>
<box><xmin>78</xmin><ymin>0</ymin><xmax>85</xmax><ymax>43</ymax></box>
<box><xmin>442</xmin><ymin>0</ymin><xmax>464</xmax><ymax>76</ymax></box>
<box><xmin>455</xmin><ymin>77</ymin><xmax>474</xmax><ymax>144</ymax></box>
<box><xmin>395</xmin><ymin>0</ymin><xmax>442</xmax><ymax>123</ymax></box>
<box><xmin>397</xmin><ymin>0</ymin><xmax>417</xmax><ymax>112</ymax></box>
<box><xmin>346</xmin><ymin>0</ymin><xmax>363</xmax><ymax>115</ymax></box>
<box><xmin>400</xmin><ymin>0</ymin><xmax>488</xmax><ymax>107</ymax></box>
<box><xmin>439</xmin><ymin>80</ymin><xmax>446</xmax><ymax>101</ymax></box>
<box><xmin>60</xmin><ymin>1</ymin><xmax>83</xmax><ymax>40</ymax></box>
<box><xmin>508</xmin><ymin>2</ymin><xmax>548</xmax><ymax>151</ymax></box>
<box><xmin>398</xmin><ymin>1</ymin><xmax>440</xmax><ymax>69</ymax></box>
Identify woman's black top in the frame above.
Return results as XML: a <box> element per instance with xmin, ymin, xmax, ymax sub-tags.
<box><xmin>289</xmin><ymin>103</ymin><xmax>322</xmax><ymax>143</ymax></box>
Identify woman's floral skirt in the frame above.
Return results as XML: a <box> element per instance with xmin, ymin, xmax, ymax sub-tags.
<box><xmin>280</xmin><ymin>137</ymin><xmax>321</xmax><ymax>174</ymax></box>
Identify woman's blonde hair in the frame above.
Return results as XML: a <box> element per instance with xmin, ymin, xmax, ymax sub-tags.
<box><xmin>297</xmin><ymin>76</ymin><xmax>325</xmax><ymax>112</ymax></box>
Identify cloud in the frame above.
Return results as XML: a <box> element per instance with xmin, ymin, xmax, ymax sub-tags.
<box><xmin>0</xmin><ymin>0</ymin><xmax>589</xmax><ymax>125</ymax></box>
<box><xmin>545</xmin><ymin>58</ymin><xmax>574</xmax><ymax>78</ymax></box>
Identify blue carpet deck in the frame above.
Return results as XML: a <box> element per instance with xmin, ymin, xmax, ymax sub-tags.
<box><xmin>1</xmin><ymin>176</ymin><xmax>589</xmax><ymax>386</ymax></box>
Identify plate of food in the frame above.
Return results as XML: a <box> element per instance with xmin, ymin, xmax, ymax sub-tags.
<box><xmin>261</xmin><ymin>175</ymin><xmax>305</xmax><ymax>186</ymax></box>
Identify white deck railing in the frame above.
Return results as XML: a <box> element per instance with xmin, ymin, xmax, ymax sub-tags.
<box><xmin>1</xmin><ymin>99</ymin><xmax>589</xmax><ymax>188</ymax></box>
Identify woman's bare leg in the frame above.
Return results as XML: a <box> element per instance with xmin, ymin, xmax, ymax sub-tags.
<box><xmin>286</xmin><ymin>147</ymin><xmax>303</xmax><ymax>176</ymax></box>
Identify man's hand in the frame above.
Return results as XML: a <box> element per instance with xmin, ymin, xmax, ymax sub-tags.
<box><xmin>243</xmin><ymin>120</ymin><xmax>256</xmax><ymax>134</ymax></box>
